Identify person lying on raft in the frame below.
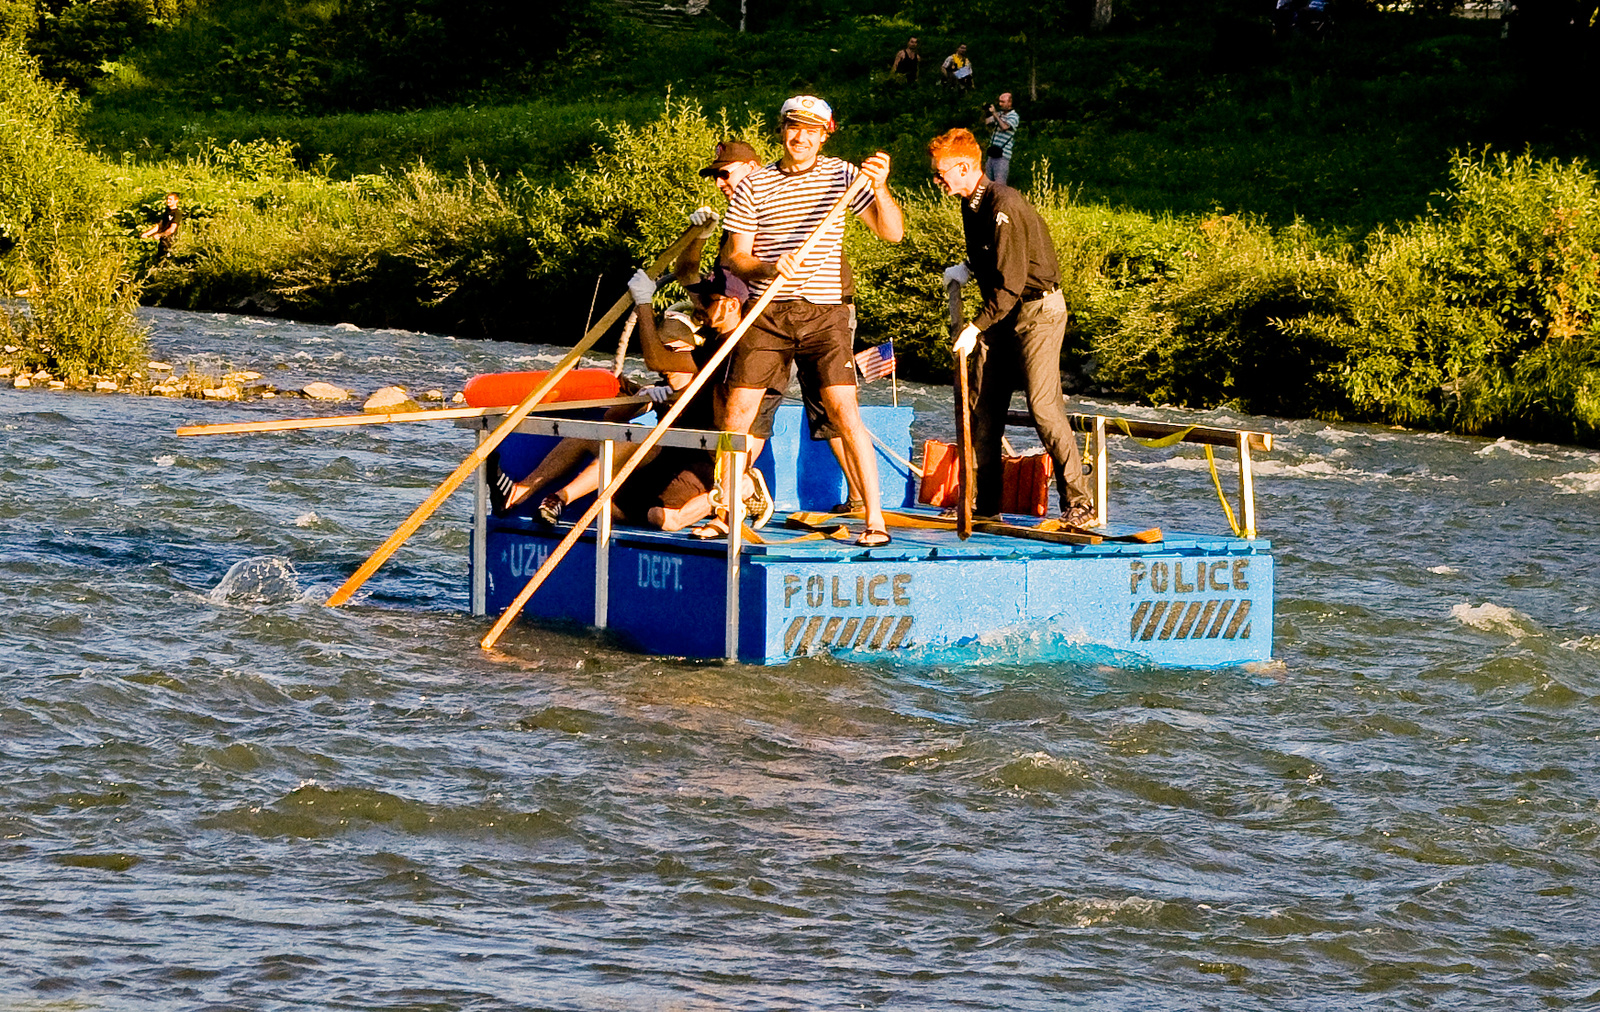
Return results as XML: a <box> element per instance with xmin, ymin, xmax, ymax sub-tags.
<box><xmin>626</xmin><ymin>262</ymin><xmax>777</xmax><ymax>533</ymax></box>
<box><xmin>486</xmin><ymin>372</ymin><xmax>672</xmax><ymax>523</ymax></box>
<box><xmin>487</xmin><ymin>260</ymin><xmax>774</xmax><ymax>531</ymax></box>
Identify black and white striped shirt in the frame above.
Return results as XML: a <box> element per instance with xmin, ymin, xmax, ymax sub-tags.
<box><xmin>723</xmin><ymin>156</ymin><xmax>875</xmax><ymax>305</ymax></box>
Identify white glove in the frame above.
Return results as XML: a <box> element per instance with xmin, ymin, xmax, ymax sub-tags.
<box><xmin>943</xmin><ymin>262</ymin><xmax>972</xmax><ymax>287</ymax></box>
<box><xmin>952</xmin><ymin>322</ymin><xmax>980</xmax><ymax>358</ymax></box>
<box><xmin>640</xmin><ymin>384</ymin><xmax>675</xmax><ymax>404</ymax></box>
<box><xmin>626</xmin><ymin>268</ymin><xmax>656</xmax><ymax>306</ymax></box>
<box><xmin>689</xmin><ymin>206</ymin><xmax>720</xmax><ymax>236</ymax></box>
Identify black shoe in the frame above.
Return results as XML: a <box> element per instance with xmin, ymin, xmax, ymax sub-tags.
<box><xmin>537</xmin><ymin>495</ymin><xmax>565</xmax><ymax>525</ymax></box>
<box><xmin>487</xmin><ymin>451</ymin><xmax>517</xmax><ymax>517</ymax></box>
<box><xmin>830</xmin><ymin>497</ymin><xmax>866</xmax><ymax>514</ymax></box>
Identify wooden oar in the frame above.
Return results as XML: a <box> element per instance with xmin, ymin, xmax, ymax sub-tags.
<box><xmin>954</xmin><ymin>345</ymin><xmax>976</xmax><ymax>540</ymax></box>
<box><xmin>1039</xmin><ymin>518</ymin><xmax>1163</xmax><ymax>543</ymax></box>
<box><xmin>175</xmin><ymin>396</ymin><xmax>648</xmax><ymax>438</ymax></box>
<box><xmin>322</xmin><ymin>224</ymin><xmax>700</xmax><ymax>609</ymax></box>
<box><xmin>481</xmin><ymin>174</ymin><xmax>875</xmax><ymax>650</ymax></box>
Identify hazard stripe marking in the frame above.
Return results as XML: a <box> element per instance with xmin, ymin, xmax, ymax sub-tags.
<box><xmin>1224</xmin><ymin>600</ymin><xmax>1252</xmax><ymax>640</ymax></box>
<box><xmin>1139</xmin><ymin>601</ymin><xmax>1170</xmax><ymax>641</ymax></box>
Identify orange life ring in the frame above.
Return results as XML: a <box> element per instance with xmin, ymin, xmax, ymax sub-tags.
<box><xmin>462</xmin><ymin>369</ymin><xmax>622</xmax><ymax>408</ymax></box>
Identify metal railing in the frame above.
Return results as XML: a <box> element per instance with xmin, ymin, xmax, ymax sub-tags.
<box><xmin>459</xmin><ymin>412</ymin><xmax>754</xmax><ymax>659</ymax></box>
<box><xmin>1006</xmin><ymin>409</ymin><xmax>1274</xmax><ymax>538</ymax></box>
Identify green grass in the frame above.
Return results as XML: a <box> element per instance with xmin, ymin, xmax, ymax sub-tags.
<box><xmin>12</xmin><ymin>10</ymin><xmax>1600</xmax><ymax>443</ymax></box>
<box><xmin>77</xmin><ymin>14</ymin><xmax>1560</xmax><ymax>234</ymax></box>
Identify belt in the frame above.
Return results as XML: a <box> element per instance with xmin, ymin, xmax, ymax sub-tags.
<box><xmin>1022</xmin><ymin>286</ymin><xmax>1060</xmax><ymax>303</ymax></box>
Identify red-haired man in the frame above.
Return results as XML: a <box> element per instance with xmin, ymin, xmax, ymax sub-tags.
<box><xmin>930</xmin><ymin>127</ymin><xmax>1095</xmax><ymax>527</ymax></box>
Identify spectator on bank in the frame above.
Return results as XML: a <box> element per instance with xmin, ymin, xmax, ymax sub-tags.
<box><xmin>890</xmin><ymin>36</ymin><xmax>923</xmax><ymax>83</ymax></box>
<box><xmin>941</xmin><ymin>43</ymin><xmax>974</xmax><ymax>93</ymax></box>
<box><xmin>981</xmin><ymin>92</ymin><xmax>1019</xmax><ymax>185</ymax></box>
<box><xmin>139</xmin><ymin>192</ymin><xmax>182</xmax><ymax>260</ymax></box>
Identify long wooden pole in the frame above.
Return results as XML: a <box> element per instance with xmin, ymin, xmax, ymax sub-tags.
<box><xmin>481</xmin><ymin>174</ymin><xmax>874</xmax><ymax>650</ymax></box>
<box><xmin>323</xmin><ymin>224</ymin><xmax>700</xmax><ymax>609</ymax></box>
<box><xmin>175</xmin><ymin>397</ymin><xmax>647</xmax><ymax>438</ymax></box>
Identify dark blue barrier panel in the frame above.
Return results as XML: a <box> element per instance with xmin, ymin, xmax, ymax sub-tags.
<box><xmin>605</xmin><ymin>541</ymin><xmax>731</xmax><ymax>658</ymax></box>
<box><xmin>484</xmin><ymin>521</ymin><xmax>597</xmax><ymax>625</ymax></box>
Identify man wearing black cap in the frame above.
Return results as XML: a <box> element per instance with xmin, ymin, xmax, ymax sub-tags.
<box><xmin>720</xmin><ymin>95</ymin><xmax>904</xmax><ymax>547</ymax></box>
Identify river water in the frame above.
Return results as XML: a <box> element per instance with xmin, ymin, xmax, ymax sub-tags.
<box><xmin>2</xmin><ymin>307</ymin><xmax>1597</xmax><ymax>1010</ymax></box>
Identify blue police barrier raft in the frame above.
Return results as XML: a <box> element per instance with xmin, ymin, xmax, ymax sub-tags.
<box><xmin>464</xmin><ymin>404</ymin><xmax>1274</xmax><ymax>668</ymax></box>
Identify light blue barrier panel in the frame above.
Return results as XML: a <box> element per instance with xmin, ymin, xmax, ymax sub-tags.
<box><xmin>745</xmin><ymin>558</ymin><xmax>1028</xmax><ymax>662</ymax></box>
<box><xmin>1022</xmin><ymin>544</ymin><xmax>1274</xmax><ymax>666</ymax></box>
<box><xmin>763</xmin><ymin>405</ymin><xmax>916</xmax><ymax>512</ymax></box>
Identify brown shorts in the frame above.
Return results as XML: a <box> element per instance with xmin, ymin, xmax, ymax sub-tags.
<box><xmin>729</xmin><ymin>300</ymin><xmax>856</xmax><ymax>395</ymax></box>
<box><xmin>611</xmin><ymin>448</ymin><xmax>715</xmax><ymax>526</ymax></box>
<box><xmin>687</xmin><ymin>338</ymin><xmax>782</xmax><ymax>439</ymax></box>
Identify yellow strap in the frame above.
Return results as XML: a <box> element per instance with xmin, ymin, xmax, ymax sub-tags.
<box><xmin>1110</xmin><ymin>417</ymin><xmax>1197</xmax><ymax>449</ymax></box>
<box><xmin>712</xmin><ymin>431</ymin><xmax>732</xmax><ymax>488</ymax></box>
<box><xmin>1203</xmin><ymin>445</ymin><xmax>1242</xmax><ymax>537</ymax></box>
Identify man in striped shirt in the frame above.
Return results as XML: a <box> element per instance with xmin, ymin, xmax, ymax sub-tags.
<box><xmin>721</xmin><ymin>95</ymin><xmax>905</xmax><ymax>546</ymax></box>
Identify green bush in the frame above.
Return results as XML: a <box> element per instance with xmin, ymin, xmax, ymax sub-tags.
<box><xmin>4</xmin><ymin>222</ymin><xmax>147</xmax><ymax>380</ymax></box>
<box><xmin>1</xmin><ymin>45</ymin><xmax>146</xmax><ymax>376</ymax></box>
<box><xmin>1284</xmin><ymin>151</ymin><xmax>1600</xmax><ymax>441</ymax></box>
<box><xmin>1088</xmin><ymin>212</ymin><xmax>1352</xmax><ymax>416</ymax></box>
<box><xmin>92</xmin><ymin>96</ymin><xmax>1600</xmax><ymax>447</ymax></box>
<box><xmin>134</xmin><ymin>98</ymin><xmax>774</xmax><ymax>336</ymax></box>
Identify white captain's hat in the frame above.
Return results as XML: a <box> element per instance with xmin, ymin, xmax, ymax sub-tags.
<box><xmin>779</xmin><ymin>95</ymin><xmax>835</xmax><ymax>131</ymax></box>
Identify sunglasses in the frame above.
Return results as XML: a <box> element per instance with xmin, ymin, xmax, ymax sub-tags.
<box><xmin>711</xmin><ymin>169</ymin><xmax>733</xmax><ymax>180</ymax></box>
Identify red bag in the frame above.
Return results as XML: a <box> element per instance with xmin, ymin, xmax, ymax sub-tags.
<box><xmin>917</xmin><ymin>440</ymin><xmax>1053</xmax><ymax>516</ymax></box>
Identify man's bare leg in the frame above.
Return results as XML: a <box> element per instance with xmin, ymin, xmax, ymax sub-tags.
<box><xmin>717</xmin><ymin>384</ymin><xmax>771</xmax><ymax>506</ymax></box>
<box><xmin>502</xmin><ymin>437</ymin><xmax>596</xmax><ymax>511</ymax></box>
<box><xmin>827</xmin><ymin>436</ymin><xmax>865</xmax><ymax>509</ymax></box>
<box><xmin>647</xmin><ymin>494</ymin><xmax>716</xmax><ymax>531</ymax></box>
<box><xmin>819</xmin><ymin>385</ymin><xmax>885</xmax><ymax>534</ymax></box>
<box><xmin>543</xmin><ymin>442</ymin><xmax>652</xmax><ymax>512</ymax></box>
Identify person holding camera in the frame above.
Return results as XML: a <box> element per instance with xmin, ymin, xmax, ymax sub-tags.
<box><xmin>982</xmin><ymin>93</ymin><xmax>1019</xmax><ymax>185</ymax></box>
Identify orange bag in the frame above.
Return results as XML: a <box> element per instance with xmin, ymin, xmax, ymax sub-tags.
<box><xmin>462</xmin><ymin>369</ymin><xmax>622</xmax><ymax>408</ymax></box>
<box><xmin>917</xmin><ymin>439</ymin><xmax>1053</xmax><ymax>516</ymax></box>
<box><xmin>918</xmin><ymin>439</ymin><xmax>961</xmax><ymax>508</ymax></box>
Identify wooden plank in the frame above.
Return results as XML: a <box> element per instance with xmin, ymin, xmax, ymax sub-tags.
<box><xmin>176</xmin><ymin>396</ymin><xmax>647</xmax><ymax>437</ymax></box>
<box><xmin>1038</xmin><ymin>518</ymin><xmax>1162</xmax><ymax>543</ymax></box>
<box><xmin>788</xmin><ymin>509</ymin><xmax>1103</xmax><ymax>545</ymax></box>
<box><xmin>973</xmin><ymin>520</ymin><xmax>1101</xmax><ymax>546</ymax></box>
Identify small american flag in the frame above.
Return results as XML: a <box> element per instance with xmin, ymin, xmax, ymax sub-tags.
<box><xmin>853</xmin><ymin>341</ymin><xmax>896</xmax><ymax>383</ymax></box>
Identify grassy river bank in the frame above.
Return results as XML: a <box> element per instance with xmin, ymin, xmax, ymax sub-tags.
<box><xmin>3</xmin><ymin>8</ymin><xmax>1599</xmax><ymax>445</ymax></box>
